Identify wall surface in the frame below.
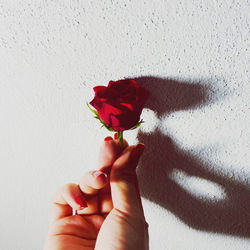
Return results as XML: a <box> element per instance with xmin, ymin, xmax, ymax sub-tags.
<box><xmin>0</xmin><ymin>1</ymin><xmax>249</xmax><ymax>249</ymax></box>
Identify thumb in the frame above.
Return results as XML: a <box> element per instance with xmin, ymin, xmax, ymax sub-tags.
<box><xmin>110</xmin><ymin>143</ymin><xmax>145</xmax><ymax>214</ymax></box>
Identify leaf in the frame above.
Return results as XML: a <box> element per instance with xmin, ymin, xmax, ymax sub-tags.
<box><xmin>86</xmin><ymin>102</ymin><xmax>99</xmax><ymax>116</ymax></box>
<box><xmin>100</xmin><ymin>120</ymin><xmax>116</xmax><ymax>132</ymax></box>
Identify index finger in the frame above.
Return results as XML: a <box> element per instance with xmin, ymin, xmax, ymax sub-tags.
<box><xmin>98</xmin><ymin>137</ymin><xmax>128</xmax><ymax>173</ymax></box>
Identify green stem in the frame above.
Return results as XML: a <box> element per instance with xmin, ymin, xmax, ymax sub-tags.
<box><xmin>117</xmin><ymin>131</ymin><xmax>125</xmax><ymax>149</ymax></box>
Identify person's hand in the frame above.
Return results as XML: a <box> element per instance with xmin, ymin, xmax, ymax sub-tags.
<box><xmin>44</xmin><ymin>136</ymin><xmax>149</xmax><ymax>250</ymax></box>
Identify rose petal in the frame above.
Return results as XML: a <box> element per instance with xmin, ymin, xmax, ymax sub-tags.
<box><xmin>119</xmin><ymin>102</ymin><xmax>134</xmax><ymax>111</ymax></box>
<box><xmin>93</xmin><ymin>86</ymin><xmax>107</xmax><ymax>96</ymax></box>
<box><xmin>90</xmin><ymin>79</ymin><xmax>149</xmax><ymax>131</ymax></box>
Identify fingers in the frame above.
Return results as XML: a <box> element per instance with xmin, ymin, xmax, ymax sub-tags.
<box><xmin>110</xmin><ymin>143</ymin><xmax>145</xmax><ymax>215</ymax></box>
<box><xmin>79</xmin><ymin>170</ymin><xmax>108</xmax><ymax>195</ymax></box>
<box><xmin>51</xmin><ymin>183</ymin><xmax>87</xmax><ymax>222</ymax></box>
<box><xmin>96</xmin><ymin>136</ymin><xmax>128</xmax><ymax>214</ymax></box>
<box><xmin>50</xmin><ymin>136</ymin><xmax>140</xmax><ymax>224</ymax></box>
<box><xmin>77</xmin><ymin>170</ymin><xmax>112</xmax><ymax>215</ymax></box>
<box><xmin>98</xmin><ymin>135</ymin><xmax>128</xmax><ymax>173</ymax></box>
<box><xmin>50</xmin><ymin>166</ymin><xmax>114</xmax><ymax>222</ymax></box>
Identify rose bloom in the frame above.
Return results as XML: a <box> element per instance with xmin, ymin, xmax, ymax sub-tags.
<box><xmin>90</xmin><ymin>79</ymin><xmax>149</xmax><ymax>131</ymax></box>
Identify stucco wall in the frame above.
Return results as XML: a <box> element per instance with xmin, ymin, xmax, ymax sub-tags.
<box><xmin>0</xmin><ymin>1</ymin><xmax>249</xmax><ymax>249</ymax></box>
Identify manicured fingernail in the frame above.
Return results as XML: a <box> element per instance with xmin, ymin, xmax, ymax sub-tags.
<box><xmin>131</xmin><ymin>143</ymin><xmax>145</xmax><ymax>159</ymax></box>
<box><xmin>104</xmin><ymin>136</ymin><xmax>113</xmax><ymax>141</ymax></box>
<box><xmin>114</xmin><ymin>133</ymin><xmax>118</xmax><ymax>140</ymax></box>
<box><xmin>93</xmin><ymin>171</ymin><xmax>108</xmax><ymax>182</ymax></box>
<box><xmin>75</xmin><ymin>195</ymin><xmax>87</xmax><ymax>208</ymax></box>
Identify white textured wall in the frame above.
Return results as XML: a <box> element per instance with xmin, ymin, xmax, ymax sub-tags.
<box><xmin>0</xmin><ymin>1</ymin><xmax>249</xmax><ymax>249</ymax></box>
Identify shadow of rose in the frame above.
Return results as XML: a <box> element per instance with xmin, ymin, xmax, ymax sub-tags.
<box><xmin>133</xmin><ymin>76</ymin><xmax>250</xmax><ymax>238</ymax></box>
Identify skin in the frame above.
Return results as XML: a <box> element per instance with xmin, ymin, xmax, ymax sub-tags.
<box><xmin>44</xmin><ymin>137</ymin><xmax>149</xmax><ymax>250</ymax></box>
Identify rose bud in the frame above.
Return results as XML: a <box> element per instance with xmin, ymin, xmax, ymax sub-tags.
<box><xmin>89</xmin><ymin>79</ymin><xmax>149</xmax><ymax>132</ymax></box>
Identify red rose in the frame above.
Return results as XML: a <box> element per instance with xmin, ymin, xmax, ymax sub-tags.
<box><xmin>90</xmin><ymin>79</ymin><xmax>149</xmax><ymax>131</ymax></box>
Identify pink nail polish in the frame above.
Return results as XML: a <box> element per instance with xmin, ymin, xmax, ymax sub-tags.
<box><xmin>75</xmin><ymin>195</ymin><xmax>87</xmax><ymax>208</ymax></box>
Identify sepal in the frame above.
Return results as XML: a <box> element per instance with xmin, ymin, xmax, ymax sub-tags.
<box><xmin>86</xmin><ymin>102</ymin><xmax>116</xmax><ymax>132</ymax></box>
<box><xmin>130</xmin><ymin>120</ymin><xmax>144</xmax><ymax>130</ymax></box>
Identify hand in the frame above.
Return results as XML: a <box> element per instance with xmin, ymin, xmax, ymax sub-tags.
<box><xmin>44</xmin><ymin>137</ymin><xmax>148</xmax><ymax>250</ymax></box>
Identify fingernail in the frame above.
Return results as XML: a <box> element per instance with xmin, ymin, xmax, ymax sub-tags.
<box><xmin>131</xmin><ymin>143</ymin><xmax>145</xmax><ymax>159</ymax></box>
<box><xmin>104</xmin><ymin>136</ymin><xmax>113</xmax><ymax>141</ymax></box>
<box><xmin>93</xmin><ymin>171</ymin><xmax>108</xmax><ymax>182</ymax></box>
<box><xmin>114</xmin><ymin>133</ymin><xmax>118</xmax><ymax>140</ymax></box>
<box><xmin>75</xmin><ymin>195</ymin><xmax>87</xmax><ymax>208</ymax></box>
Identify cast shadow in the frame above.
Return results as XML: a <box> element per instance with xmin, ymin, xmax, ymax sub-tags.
<box><xmin>133</xmin><ymin>76</ymin><xmax>250</xmax><ymax>238</ymax></box>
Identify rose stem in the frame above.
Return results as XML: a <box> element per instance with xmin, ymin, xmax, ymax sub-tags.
<box><xmin>117</xmin><ymin>131</ymin><xmax>125</xmax><ymax>149</ymax></box>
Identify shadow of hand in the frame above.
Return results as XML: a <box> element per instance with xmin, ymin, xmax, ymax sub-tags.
<box><xmin>134</xmin><ymin>76</ymin><xmax>250</xmax><ymax>238</ymax></box>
